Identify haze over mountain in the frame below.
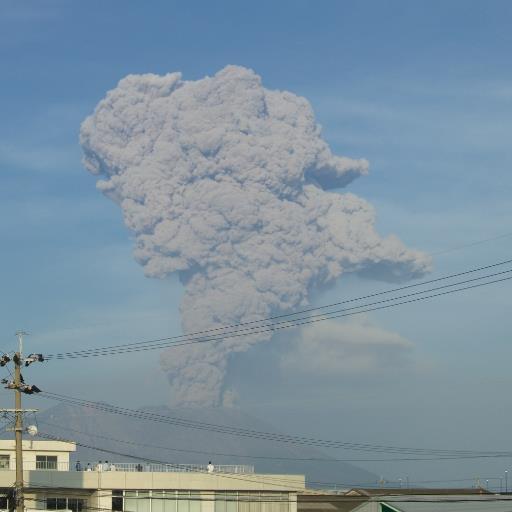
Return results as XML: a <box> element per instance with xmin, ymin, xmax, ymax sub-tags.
<box><xmin>30</xmin><ymin>403</ymin><xmax>377</xmax><ymax>488</ymax></box>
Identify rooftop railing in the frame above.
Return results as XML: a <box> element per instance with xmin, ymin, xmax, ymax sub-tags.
<box><xmin>0</xmin><ymin>461</ymin><xmax>255</xmax><ymax>474</ymax></box>
<box><xmin>110</xmin><ymin>463</ymin><xmax>254</xmax><ymax>474</ymax></box>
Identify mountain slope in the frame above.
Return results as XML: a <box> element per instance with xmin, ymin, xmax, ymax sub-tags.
<box><xmin>27</xmin><ymin>403</ymin><xmax>377</xmax><ymax>487</ymax></box>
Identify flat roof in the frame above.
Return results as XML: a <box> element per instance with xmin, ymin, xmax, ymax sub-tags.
<box><xmin>0</xmin><ymin>440</ymin><xmax>76</xmax><ymax>452</ymax></box>
<box><xmin>345</xmin><ymin>488</ymin><xmax>491</xmax><ymax>496</ymax></box>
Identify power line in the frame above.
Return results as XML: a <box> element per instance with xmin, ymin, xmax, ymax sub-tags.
<box><xmin>22</xmin><ymin>490</ymin><xmax>512</xmax><ymax>505</ymax></box>
<box><xmin>25</xmin><ymin>437</ymin><xmax>509</xmax><ymax>499</ymax></box>
<box><xmin>44</xmin><ymin>261</ymin><xmax>512</xmax><ymax>360</ymax></box>
<box><xmin>36</xmin><ymin>419</ymin><xmax>512</xmax><ymax>463</ymax></box>
<box><xmin>45</xmin><ymin>258</ymin><xmax>512</xmax><ymax>359</ymax></box>
<box><xmin>431</xmin><ymin>231</ymin><xmax>512</xmax><ymax>256</ymax></box>
<box><xmin>37</xmin><ymin>419</ymin><xmax>424</xmax><ymax>462</ymax></box>
<box><xmin>10</xmin><ymin>258</ymin><xmax>512</xmax><ymax>495</ymax></box>
<box><xmin>25</xmin><ymin>486</ymin><xmax>346</xmax><ymax>503</ymax></box>
<box><xmin>37</xmin><ymin>391</ymin><xmax>512</xmax><ymax>458</ymax></box>
<box><xmin>35</xmin><ymin>432</ymin><xmax>323</xmax><ymax>492</ymax></box>
<box><xmin>23</xmin><ymin>493</ymin><xmax>512</xmax><ymax>507</ymax></box>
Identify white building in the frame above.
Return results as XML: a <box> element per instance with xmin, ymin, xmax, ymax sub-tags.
<box><xmin>0</xmin><ymin>440</ymin><xmax>304</xmax><ymax>512</ymax></box>
<box><xmin>0</xmin><ymin>440</ymin><xmax>76</xmax><ymax>472</ymax></box>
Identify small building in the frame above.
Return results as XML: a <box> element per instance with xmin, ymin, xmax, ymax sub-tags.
<box><xmin>0</xmin><ymin>440</ymin><xmax>304</xmax><ymax>512</ymax></box>
<box><xmin>298</xmin><ymin>491</ymin><xmax>366</xmax><ymax>512</ymax></box>
<box><xmin>348</xmin><ymin>495</ymin><xmax>512</xmax><ymax>512</ymax></box>
<box><xmin>0</xmin><ymin>439</ymin><xmax>76</xmax><ymax>471</ymax></box>
<box><xmin>297</xmin><ymin>487</ymin><xmax>493</xmax><ymax>512</ymax></box>
<box><xmin>343</xmin><ymin>488</ymin><xmax>492</xmax><ymax>497</ymax></box>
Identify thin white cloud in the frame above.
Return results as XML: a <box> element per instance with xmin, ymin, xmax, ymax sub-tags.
<box><xmin>281</xmin><ymin>318</ymin><xmax>413</xmax><ymax>376</ymax></box>
<box><xmin>0</xmin><ymin>142</ymin><xmax>79</xmax><ymax>174</ymax></box>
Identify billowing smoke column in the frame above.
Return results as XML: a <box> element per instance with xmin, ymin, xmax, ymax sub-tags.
<box><xmin>80</xmin><ymin>66</ymin><xmax>430</xmax><ymax>407</ymax></box>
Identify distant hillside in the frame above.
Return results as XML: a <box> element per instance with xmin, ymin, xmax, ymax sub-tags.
<box><xmin>17</xmin><ymin>403</ymin><xmax>378</xmax><ymax>487</ymax></box>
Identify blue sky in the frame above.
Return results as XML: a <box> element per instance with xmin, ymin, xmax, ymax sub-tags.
<box><xmin>1</xmin><ymin>0</ymin><xmax>512</xmax><ymax>484</ymax></box>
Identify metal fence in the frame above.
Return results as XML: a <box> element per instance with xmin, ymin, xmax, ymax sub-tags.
<box><xmin>0</xmin><ymin>461</ymin><xmax>254</xmax><ymax>474</ymax></box>
<box><xmin>107</xmin><ymin>463</ymin><xmax>254</xmax><ymax>474</ymax></box>
<box><xmin>0</xmin><ymin>461</ymin><xmax>71</xmax><ymax>471</ymax></box>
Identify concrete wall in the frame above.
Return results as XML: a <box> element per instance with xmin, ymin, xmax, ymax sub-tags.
<box><xmin>0</xmin><ymin>440</ymin><xmax>76</xmax><ymax>471</ymax></box>
<box><xmin>0</xmin><ymin>470</ymin><xmax>304</xmax><ymax>491</ymax></box>
<box><xmin>0</xmin><ymin>470</ymin><xmax>304</xmax><ymax>492</ymax></box>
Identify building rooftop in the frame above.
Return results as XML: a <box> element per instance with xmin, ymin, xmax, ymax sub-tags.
<box><xmin>367</xmin><ymin>496</ymin><xmax>512</xmax><ymax>512</ymax></box>
<box><xmin>0</xmin><ymin>439</ymin><xmax>76</xmax><ymax>452</ymax></box>
<box><xmin>345</xmin><ymin>488</ymin><xmax>492</xmax><ymax>496</ymax></box>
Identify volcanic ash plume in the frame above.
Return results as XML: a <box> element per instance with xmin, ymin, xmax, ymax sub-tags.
<box><xmin>80</xmin><ymin>66</ymin><xmax>430</xmax><ymax>407</ymax></box>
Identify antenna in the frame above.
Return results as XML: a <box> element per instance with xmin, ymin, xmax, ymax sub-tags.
<box><xmin>15</xmin><ymin>331</ymin><xmax>28</xmax><ymax>359</ymax></box>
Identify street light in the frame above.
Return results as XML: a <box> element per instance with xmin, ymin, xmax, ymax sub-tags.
<box><xmin>506</xmin><ymin>470</ymin><xmax>508</xmax><ymax>493</ymax></box>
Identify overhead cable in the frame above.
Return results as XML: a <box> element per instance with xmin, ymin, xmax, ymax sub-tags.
<box><xmin>38</xmin><ymin>391</ymin><xmax>512</xmax><ymax>458</ymax></box>
<box><xmin>36</xmin><ymin>419</ymin><xmax>512</xmax><ymax>463</ymax></box>
<box><xmin>44</xmin><ymin>261</ymin><xmax>512</xmax><ymax>360</ymax></box>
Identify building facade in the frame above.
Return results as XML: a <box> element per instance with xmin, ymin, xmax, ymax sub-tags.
<box><xmin>0</xmin><ymin>441</ymin><xmax>304</xmax><ymax>512</ymax></box>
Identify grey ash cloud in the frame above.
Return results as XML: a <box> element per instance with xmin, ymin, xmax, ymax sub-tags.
<box><xmin>80</xmin><ymin>65</ymin><xmax>430</xmax><ymax>407</ymax></box>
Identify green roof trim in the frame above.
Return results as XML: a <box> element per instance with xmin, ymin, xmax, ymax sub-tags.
<box><xmin>381</xmin><ymin>503</ymin><xmax>402</xmax><ymax>512</ymax></box>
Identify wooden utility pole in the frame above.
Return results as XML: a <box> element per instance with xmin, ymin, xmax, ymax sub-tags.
<box><xmin>14</xmin><ymin>331</ymin><xmax>25</xmax><ymax>512</ymax></box>
<box><xmin>0</xmin><ymin>332</ymin><xmax>41</xmax><ymax>512</ymax></box>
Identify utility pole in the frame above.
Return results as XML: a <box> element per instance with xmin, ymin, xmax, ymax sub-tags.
<box><xmin>0</xmin><ymin>332</ymin><xmax>43</xmax><ymax>512</ymax></box>
<box><xmin>14</xmin><ymin>331</ymin><xmax>26</xmax><ymax>512</ymax></box>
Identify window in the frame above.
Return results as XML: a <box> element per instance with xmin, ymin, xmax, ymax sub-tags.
<box><xmin>162</xmin><ymin>491</ymin><xmax>177</xmax><ymax>512</ymax></box>
<box><xmin>124</xmin><ymin>491</ymin><xmax>138</xmax><ymax>512</ymax></box>
<box><xmin>215</xmin><ymin>493</ymin><xmax>237</xmax><ymax>512</ymax></box>
<box><xmin>189</xmin><ymin>493</ymin><xmax>200</xmax><ymax>512</ymax></box>
<box><xmin>113</xmin><ymin>491</ymin><xmax>189</xmax><ymax>512</ymax></box>
<box><xmin>112</xmin><ymin>491</ymin><xmax>123</xmax><ymax>512</ymax></box>
<box><xmin>138</xmin><ymin>492</ymin><xmax>150</xmax><ymax>512</ymax></box>
<box><xmin>262</xmin><ymin>494</ymin><xmax>288</xmax><ymax>512</ymax></box>
<box><xmin>217</xmin><ymin>492</ymin><xmax>289</xmax><ymax>512</ymax></box>
<box><xmin>0</xmin><ymin>496</ymin><xmax>9</xmax><ymax>510</ymax></box>
<box><xmin>36</xmin><ymin>456</ymin><xmax>58</xmax><ymax>470</ymax></box>
<box><xmin>68</xmin><ymin>499</ymin><xmax>84</xmax><ymax>512</ymax></box>
<box><xmin>177</xmin><ymin>492</ymin><xmax>188</xmax><ymax>512</ymax></box>
<box><xmin>0</xmin><ymin>455</ymin><xmax>9</xmax><ymax>470</ymax></box>
<box><xmin>46</xmin><ymin>498</ymin><xmax>66</xmax><ymax>510</ymax></box>
<box><xmin>150</xmin><ymin>491</ymin><xmax>163</xmax><ymax>512</ymax></box>
<box><xmin>46</xmin><ymin>498</ymin><xmax>85</xmax><ymax>511</ymax></box>
<box><xmin>124</xmin><ymin>491</ymin><xmax>154</xmax><ymax>512</ymax></box>
<box><xmin>175</xmin><ymin>491</ymin><xmax>201</xmax><ymax>512</ymax></box>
